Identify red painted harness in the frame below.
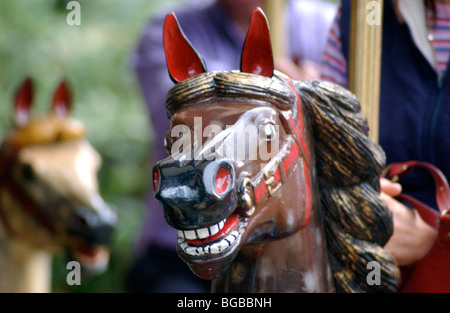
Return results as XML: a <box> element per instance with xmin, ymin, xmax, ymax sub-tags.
<box><xmin>240</xmin><ymin>76</ymin><xmax>312</xmax><ymax>226</ymax></box>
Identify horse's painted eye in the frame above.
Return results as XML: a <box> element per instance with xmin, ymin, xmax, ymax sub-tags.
<box><xmin>261</xmin><ymin>123</ymin><xmax>276</xmax><ymax>140</ymax></box>
<box><xmin>153</xmin><ymin>167</ymin><xmax>160</xmax><ymax>193</ymax></box>
<box><xmin>21</xmin><ymin>163</ymin><xmax>35</xmax><ymax>181</ymax></box>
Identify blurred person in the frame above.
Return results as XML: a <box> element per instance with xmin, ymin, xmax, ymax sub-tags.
<box><xmin>127</xmin><ymin>0</ymin><xmax>337</xmax><ymax>292</ymax></box>
<box><xmin>321</xmin><ymin>0</ymin><xmax>450</xmax><ymax>281</ymax></box>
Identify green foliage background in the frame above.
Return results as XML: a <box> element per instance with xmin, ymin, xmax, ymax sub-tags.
<box><xmin>0</xmin><ymin>0</ymin><xmax>339</xmax><ymax>293</ymax></box>
<box><xmin>0</xmin><ymin>0</ymin><xmax>182</xmax><ymax>292</ymax></box>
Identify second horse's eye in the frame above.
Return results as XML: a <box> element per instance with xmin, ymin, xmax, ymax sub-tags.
<box><xmin>261</xmin><ymin>123</ymin><xmax>276</xmax><ymax>140</ymax></box>
<box><xmin>21</xmin><ymin>163</ymin><xmax>35</xmax><ymax>181</ymax></box>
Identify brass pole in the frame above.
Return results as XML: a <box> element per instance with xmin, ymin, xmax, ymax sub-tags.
<box><xmin>264</xmin><ymin>0</ymin><xmax>288</xmax><ymax>59</ymax></box>
<box><xmin>348</xmin><ymin>0</ymin><xmax>384</xmax><ymax>143</ymax></box>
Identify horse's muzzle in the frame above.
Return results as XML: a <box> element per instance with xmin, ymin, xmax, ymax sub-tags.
<box><xmin>68</xmin><ymin>201</ymin><xmax>117</xmax><ymax>246</ymax></box>
<box><xmin>153</xmin><ymin>157</ymin><xmax>237</xmax><ymax>229</ymax></box>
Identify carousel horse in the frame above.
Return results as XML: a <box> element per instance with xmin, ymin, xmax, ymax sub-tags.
<box><xmin>0</xmin><ymin>78</ymin><xmax>117</xmax><ymax>292</ymax></box>
<box><xmin>153</xmin><ymin>8</ymin><xmax>400</xmax><ymax>292</ymax></box>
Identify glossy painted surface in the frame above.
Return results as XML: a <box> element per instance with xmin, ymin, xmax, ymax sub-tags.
<box><xmin>153</xmin><ymin>7</ymin><xmax>399</xmax><ymax>293</ymax></box>
<box><xmin>152</xmin><ymin>8</ymin><xmax>333</xmax><ymax>291</ymax></box>
<box><xmin>154</xmin><ymin>94</ymin><xmax>329</xmax><ymax>288</ymax></box>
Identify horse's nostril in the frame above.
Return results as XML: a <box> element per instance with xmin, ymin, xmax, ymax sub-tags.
<box><xmin>73</xmin><ymin>215</ymin><xmax>88</xmax><ymax>230</ymax></box>
<box><xmin>214</xmin><ymin>166</ymin><xmax>231</xmax><ymax>196</ymax></box>
<box><xmin>153</xmin><ymin>166</ymin><xmax>160</xmax><ymax>193</ymax></box>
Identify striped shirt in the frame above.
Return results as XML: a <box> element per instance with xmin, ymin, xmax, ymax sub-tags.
<box><xmin>430</xmin><ymin>2</ymin><xmax>450</xmax><ymax>76</ymax></box>
<box><xmin>321</xmin><ymin>2</ymin><xmax>450</xmax><ymax>86</ymax></box>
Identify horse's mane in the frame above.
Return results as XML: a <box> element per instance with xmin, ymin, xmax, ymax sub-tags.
<box><xmin>165</xmin><ymin>72</ymin><xmax>400</xmax><ymax>292</ymax></box>
<box><xmin>296</xmin><ymin>80</ymin><xmax>400</xmax><ymax>292</ymax></box>
<box><xmin>165</xmin><ymin>71</ymin><xmax>295</xmax><ymax>117</ymax></box>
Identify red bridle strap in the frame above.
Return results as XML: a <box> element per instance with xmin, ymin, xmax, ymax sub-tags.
<box><xmin>253</xmin><ymin>140</ymin><xmax>302</xmax><ymax>204</ymax></box>
<box><xmin>250</xmin><ymin>139</ymin><xmax>311</xmax><ymax>227</ymax></box>
<box><xmin>280</xmin><ymin>75</ymin><xmax>311</xmax><ymax>166</ymax></box>
<box><xmin>242</xmin><ymin>76</ymin><xmax>312</xmax><ymax>226</ymax></box>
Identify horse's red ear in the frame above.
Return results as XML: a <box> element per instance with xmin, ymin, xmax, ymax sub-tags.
<box><xmin>14</xmin><ymin>77</ymin><xmax>34</xmax><ymax>126</ymax></box>
<box><xmin>163</xmin><ymin>12</ymin><xmax>207</xmax><ymax>83</ymax></box>
<box><xmin>51</xmin><ymin>80</ymin><xmax>71</xmax><ymax>117</ymax></box>
<box><xmin>240</xmin><ymin>8</ymin><xmax>274</xmax><ymax>77</ymax></box>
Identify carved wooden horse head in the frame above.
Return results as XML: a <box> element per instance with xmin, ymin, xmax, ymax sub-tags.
<box><xmin>0</xmin><ymin>78</ymin><xmax>117</xmax><ymax>272</ymax></box>
<box><xmin>153</xmin><ymin>8</ymin><xmax>400</xmax><ymax>292</ymax></box>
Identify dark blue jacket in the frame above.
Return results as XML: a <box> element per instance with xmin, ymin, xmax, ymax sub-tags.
<box><xmin>339</xmin><ymin>0</ymin><xmax>450</xmax><ymax>209</ymax></box>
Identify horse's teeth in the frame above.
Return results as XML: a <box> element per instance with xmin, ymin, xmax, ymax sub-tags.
<box><xmin>179</xmin><ymin>242</ymin><xmax>188</xmax><ymax>250</ymax></box>
<box><xmin>196</xmin><ymin>227</ymin><xmax>210</xmax><ymax>239</ymax></box>
<box><xmin>209</xmin><ymin>224</ymin><xmax>219</xmax><ymax>236</ymax></box>
<box><xmin>196</xmin><ymin>247</ymin><xmax>205</xmax><ymax>255</ymax></box>
<box><xmin>184</xmin><ymin>230</ymin><xmax>197</xmax><ymax>240</ymax></box>
<box><xmin>220</xmin><ymin>238</ymin><xmax>230</xmax><ymax>248</ymax></box>
<box><xmin>182</xmin><ymin>219</ymin><xmax>228</xmax><ymax>240</ymax></box>
<box><xmin>185</xmin><ymin>246</ymin><xmax>197</xmax><ymax>255</ymax></box>
<box><xmin>228</xmin><ymin>231</ymin><xmax>238</xmax><ymax>244</ymax></box>
<box><xmin>183</xmin><ymin>246</ymin><xmax>208</xmax><ymax>256</ymax></box>
<box><xmin>210</xmin><ymin>243</ymin><xmax>221</xmax><ymax>254</ymax></box>
<box><xmin>180</xmin><ymin>229</ymin><xmax>239</xmax><ymax>256</ymax></box>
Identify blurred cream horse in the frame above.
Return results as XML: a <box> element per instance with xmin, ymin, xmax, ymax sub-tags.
<box><xmin>0</xmin><ymin>78</ymin><xmax>117</xmax><ymax>292</ymax></box>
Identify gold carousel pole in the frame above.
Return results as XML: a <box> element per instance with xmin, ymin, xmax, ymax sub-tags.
<box><xmin>264</xmin><ymin>0</ymin><xmax>288</xmax><ymax>59</ymax></box>
<box><xmin>348</xmin><ymin>0</ymin><xmax>384</xmax><ymax>143</ymax></box>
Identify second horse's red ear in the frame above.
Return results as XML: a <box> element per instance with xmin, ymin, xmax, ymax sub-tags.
<box><xmin>163</xmin><ymin>12</ymin><xmax>207</xmax><ymax>83</ymax></box>
<box><xmin>14</xmin><ymin>77</ymin><xmax>34</xmax><ymax>126</ymax></box>
<box><xmin>240</xmin><ymin>8</ymin><xmax>274</xmax><ymax>77</ymax></box>
<box><xmin>51</xmin><ymin>80</ymin><xmax>71</xmax><ymax>117</ymax></box>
